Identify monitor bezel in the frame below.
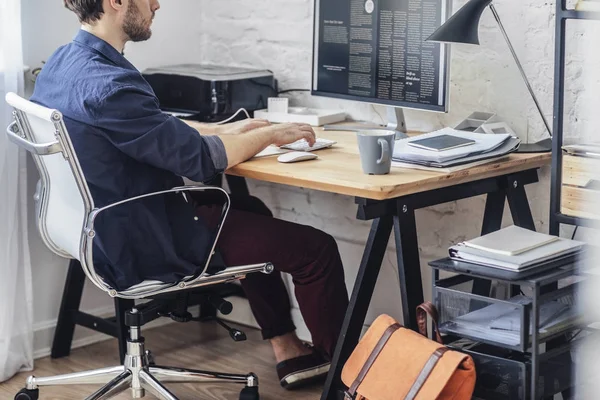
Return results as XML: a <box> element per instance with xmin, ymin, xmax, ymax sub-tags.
<box><xmin>311</xmin><ymin>0</ymin><xmax>452</xmax><ymax>114</ymax></box>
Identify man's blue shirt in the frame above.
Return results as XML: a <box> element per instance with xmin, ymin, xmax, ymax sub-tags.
<box><xmin>31</xmin><ymin>30</ymin><xmax>228</xmax><ymax>290</ymax></box>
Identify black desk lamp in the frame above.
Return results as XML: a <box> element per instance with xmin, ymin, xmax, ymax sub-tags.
<box><xmin>426</xmin><ymin>0</ymin><xmax>552</xmax><ymax>153</ymax></box>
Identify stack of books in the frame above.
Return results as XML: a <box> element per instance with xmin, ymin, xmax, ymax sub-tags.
<box><xmin>392</xmin><ymin>127</ymin><xmax>520</xmax><ymax>172</ymax></box>
<box><xmin>449</xmin><ymin>225</ymin><xmax>584</xmax><ymax>273</ymax></box>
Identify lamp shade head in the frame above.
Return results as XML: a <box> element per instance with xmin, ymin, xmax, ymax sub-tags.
<box><xmin>426</xmin><ymin>0</ymin><xmax>492</xmax><ymax>45</ymax></box>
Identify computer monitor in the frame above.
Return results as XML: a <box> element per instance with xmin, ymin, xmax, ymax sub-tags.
<box><xmin>312</xmin><ymin>0</ymin><xmax>451</xmax><ymax>135</ymax></box>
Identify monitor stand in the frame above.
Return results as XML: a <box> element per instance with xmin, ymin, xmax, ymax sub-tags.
<box><xmin>323</xmin><ymin>106</ymin><xmax>409</xmax><ymax>140</ymax></box>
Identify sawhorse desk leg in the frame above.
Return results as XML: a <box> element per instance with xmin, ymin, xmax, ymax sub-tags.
<box><xmin>394</xmin><ymin>202</ymin><xmax>423</xmax><ymax>331</ymax></box>
<box><xmin>321</xmin><ymin>217</ymin><xmax>394</xmax><ymax>400</ymax></box>
<box><xmin>321</xmin><ymin>170</ymin><xmax>540</xmax><ymax>400</ymax></box>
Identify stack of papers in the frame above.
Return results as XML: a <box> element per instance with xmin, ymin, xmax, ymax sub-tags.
<box><xmin>392</xmin><ymin>128</ymin><xmax>520</xmax><ymax>170</ymax></box>
<box><xmin>441</xmin><ymin>295</ymin><xmax>581</xmax><ymax>347</ymax></box>
<box><xmin>449</xmin><ymin>226</ymin><xmax>584</xmax><ymax>272</ymax></box>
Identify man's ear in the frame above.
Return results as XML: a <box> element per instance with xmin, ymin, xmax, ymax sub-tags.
<box><xmin>106</xmin><ymin>0</ymin><xmax>124</xmax><ymax>12</ymax></box>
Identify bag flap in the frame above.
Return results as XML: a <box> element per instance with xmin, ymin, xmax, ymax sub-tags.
<box><xmin>342</xmin><ymin>315</ymin><xmax>474</xmax><ymax>400</ymax></box>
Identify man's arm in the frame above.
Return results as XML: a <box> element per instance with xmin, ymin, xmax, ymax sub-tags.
<box><xmin>95</xmin><ymin>85</ymin><xmax>227</xmax><ymax>182</ymax></box>
<box><xmin>185</xmin><ymin>118</ymin><xmax>270</xmax><ymax>136</ymax></box>
<box><xmin>184</xmin><ymin>119</ymin><xmax>316</xmax><ymax>169</ymax></box>
<box><xmin>217</xmin><ymin>123</ymin><xmax>316</xmax><ymax>168</ymax></box>
<box><xmin>185</xmin><ymin>121</ymin><xmax>219</xmax><ymax>135</ymax></box>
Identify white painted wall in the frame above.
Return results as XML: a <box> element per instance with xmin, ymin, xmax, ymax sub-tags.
<box><xmin>20</xmin><ymin>0</ymin><xmax>598</xmax><ymax>356</ymax></box>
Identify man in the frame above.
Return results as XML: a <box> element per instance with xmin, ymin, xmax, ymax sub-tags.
<box><xmin>31</xmin><ymin>0</ymin><xmax>349</xmax><ymax>390</ymax></box>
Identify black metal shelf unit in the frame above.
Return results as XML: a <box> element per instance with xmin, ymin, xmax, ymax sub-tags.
<box><xmin>429</xmin><ymin>258</ymin><xmax>585</xmax><ymax>399</ymax></box>
<box><xmin>550</xmin><ymin>1</ymin><xmax>600</xmax><ymax>236</ymax></box>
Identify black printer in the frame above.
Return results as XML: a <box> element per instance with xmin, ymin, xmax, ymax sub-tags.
<box><xmin>142</xmin><ymin>64</ymin><xmax>278</xmax><ymax>122</ymax></box>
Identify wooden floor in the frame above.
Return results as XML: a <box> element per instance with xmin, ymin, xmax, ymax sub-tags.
<box><xmin>0</xmin><ymin>322</ymin><xmax>323</xmax><ymax>399</ymax></box>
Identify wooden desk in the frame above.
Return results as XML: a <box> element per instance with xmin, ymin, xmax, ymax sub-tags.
<box><xmin>202</xmin><ymin>125</ymin><xmax>550</xmax><ymax>400</ymax></box>
<box><xmin>226</xmin><ymin>129</ymin><xmax>550</xmax><ymax>200</ymax></box>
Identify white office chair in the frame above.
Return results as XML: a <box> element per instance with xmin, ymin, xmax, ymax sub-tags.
<box><xmin>5</xmin><ymin>92</ymin><xmax>273</xmax><ymax>400</ymax></box>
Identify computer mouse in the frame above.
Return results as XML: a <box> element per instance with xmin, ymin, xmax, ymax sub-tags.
<box><xmin>277</xmin><ymin>151</ymin><xmax>318</xmax><ymax>163</ymax></box>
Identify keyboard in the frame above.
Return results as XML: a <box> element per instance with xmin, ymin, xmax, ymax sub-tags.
<box><xmin>280</xmin><ymin>138</ymin><xmax>337</xmax><ymax>152</ymax></box>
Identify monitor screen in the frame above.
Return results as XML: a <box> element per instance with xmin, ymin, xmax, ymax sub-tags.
<box><xmin>312</xmin><ymin>0</ymin><xmax>450</xmax><ymax>112</ymax></box>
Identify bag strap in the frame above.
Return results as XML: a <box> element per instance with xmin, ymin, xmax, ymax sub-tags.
<box><xmin>416</xmin><ymin>301</ymin><xmax>443</xmax><ymax>344</ymax></box>
<box><xmin>344</xmin><ymin>323</ymin><xmax>402</xmax><ymax>400</ymax></box>
<box><xmin>404</xmin><ymin>347</ymin><xmax>449</xmax><ymax>400</ymax></box>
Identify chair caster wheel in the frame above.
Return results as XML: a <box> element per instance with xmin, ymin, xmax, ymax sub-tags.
<box><xmin>239</xmin><ymin>386</ymin><xmax>259</xmax><ymax>400</ymax></box>
<box><xmin>15</xmin><ymin>388</ymin><xmax>39</xmax><ymax>400</ymax></box>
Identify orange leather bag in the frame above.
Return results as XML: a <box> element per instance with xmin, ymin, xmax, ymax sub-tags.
<box><xmin>341</xmin><ymin>303</ymin><xmax>476</xmax><ymax>400</ymax></box>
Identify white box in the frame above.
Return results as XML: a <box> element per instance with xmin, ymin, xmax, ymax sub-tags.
<box><xmin>254</xmin><ymin>107</ymin><xmax>346</xmax><ymax>126</ymax></box>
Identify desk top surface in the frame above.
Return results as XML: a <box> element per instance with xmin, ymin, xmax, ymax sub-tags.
<box><xmin>195</xmin><ymin>124</ymin><xmax>551</xmax><ymax>200</ymax></box>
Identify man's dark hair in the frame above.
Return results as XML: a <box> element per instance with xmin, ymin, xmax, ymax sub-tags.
<box><xmin>64</xmin><ymin>0</ymin><xmax>105</xmax><ymax>24</ymax></box>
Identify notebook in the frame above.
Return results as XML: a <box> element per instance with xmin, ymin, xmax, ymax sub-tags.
<box><xmin>449</xmin><ymin>237</ymin><xmax>584</xmax><ymax>271</ymax></box>
<box><xmin>407</xmin><ymin>134</ymin><xmax>476</xmax><ymax>152</ymax></box>
<box><xmin>462</xmin><ymin>225</ymin><xmax>559</xmax><ymax>256</ymax></box>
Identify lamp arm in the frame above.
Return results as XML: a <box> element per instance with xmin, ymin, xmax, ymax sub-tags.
<box><xmin>489</xmin><ymin>3</ymin><xmax>553</xmax><ymax>137</ymax></box>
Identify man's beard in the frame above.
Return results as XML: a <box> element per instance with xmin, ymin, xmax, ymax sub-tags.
<box><xmin>123</xmin><ymin>1</ymin><xmax>153</xmax><ymax>42</ymax></box>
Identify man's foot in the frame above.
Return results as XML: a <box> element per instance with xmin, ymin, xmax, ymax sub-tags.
<box><xmin>270</xmin><ymin>332</ymin><xmax>312</xmax><ymax>363</ymax></box>
<box><xmin>276</xmin><ymin>347</ymin><xmax>330</xmax><ymax>390</ymax></box>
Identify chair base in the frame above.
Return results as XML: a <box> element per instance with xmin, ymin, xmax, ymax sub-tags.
<box><xmin>16</xmin><ymin>327</ymin><xmax>259</xmax><ymax>400</ymax></box>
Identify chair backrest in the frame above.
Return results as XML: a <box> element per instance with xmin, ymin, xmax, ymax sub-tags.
<box><xmin>5</xmin><ymin>92</ymin><xmax>237</xmax><ymax>298</ymax></box>
<box><xmin>4</xmin><ymin>92</ymin><xmax>94</xmax><ymax>261</ymax></box>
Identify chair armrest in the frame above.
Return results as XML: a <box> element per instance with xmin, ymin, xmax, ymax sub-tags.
<box><xmin>118</xmin><ymin>262</ymin><xmax>274</xmax><ymax>299</ymax></box>
<box><xmin>80</xmin><ymin>186</ymin><xmax>231</xmax><ymax>294</ymax></box>
<box><xmin>6</xmin><ymin>121</ymin><xmax>63</xmax><ymax>155</ymax></box>
<box><xmin>89</xmin><ymin>185</ymin><xmax>229</xmax><ymax>219</ymax></box>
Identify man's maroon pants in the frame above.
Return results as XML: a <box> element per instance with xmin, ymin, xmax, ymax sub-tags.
<box><xmin>197</xmin><ymin>196</ymin><xmax>349</xmax><ymax>358</ymax></box>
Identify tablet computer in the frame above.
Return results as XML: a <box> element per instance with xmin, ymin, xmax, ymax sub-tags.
<box><xmin>408</xmin><ymin>134</ymin><xmax>476</xmax><ymax>152</ymax></box>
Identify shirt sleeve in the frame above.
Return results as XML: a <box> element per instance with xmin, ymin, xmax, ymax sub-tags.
<box><xmin>92</xmin><ymin>84</ymin><xmax>228</xmax><ymax>182</ymax></box>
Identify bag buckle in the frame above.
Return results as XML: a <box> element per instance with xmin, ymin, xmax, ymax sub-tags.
<box><xmin>344</xmin><ymin>391</ymin><xmax>356</xmax><ymax>400</ymax></box>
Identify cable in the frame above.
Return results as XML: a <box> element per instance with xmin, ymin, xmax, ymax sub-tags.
<box><xmin>371</xmin><ymin>104</ymin><xmax>385</xmax><ymax>124</ymax></box>
<box><xmin>215</xmin><ymin>108</ymin><xmax>251</xmax><ymax>125</ymax></box>
<box><xmin>249</xmin><ymin>79</ymin><xmax>278</xmax><ymax>97</ymax></box>
<box><xmin>278</xmin><ymin>88</ymin><xmax>310</xmax><ymax>94</ymax></box>
<box><xmin>571</xmin><ymin>226</ymin><xmax>579</xmax><ymax>240</ymax></box>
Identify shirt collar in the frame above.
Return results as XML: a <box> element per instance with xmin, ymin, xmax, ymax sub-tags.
<box><xmin>73</xmin><ymin>29</ymin><xmax>136</xmax><ymax>70</ymax></box>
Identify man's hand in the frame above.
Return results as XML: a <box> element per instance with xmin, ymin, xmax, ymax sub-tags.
<box><xmin>216</xmin><ymin>122</ymin><xmax>317</xmax><ymax>168</ymax></box>
<box><xmin>217</xmin><ymin>118</ymin><xmax>271</xmax><ymax>135</ymax></box>
<box><xmin>261</xmin><ymin>123</ymin><xmax>316</xmax><ymax>147</ymax></box>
